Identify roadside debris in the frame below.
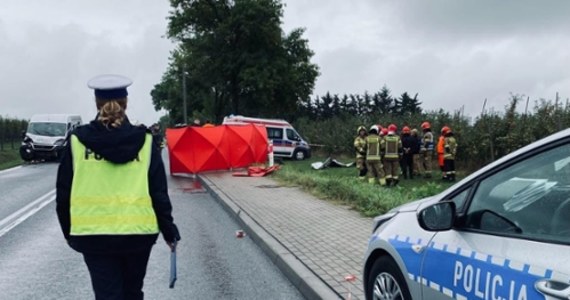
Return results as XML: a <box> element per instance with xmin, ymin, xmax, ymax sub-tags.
<box><xmin>311</xmin><ymin>157</ymin><xmax>354</xmax><ymax>170</ymax></box>
<box><xmin>344</xmin><ymin>274</ymin><xmax>357</xmax><ymax>300</ymax></box>
<box><xmin>232</xmin><ymin>165</ymin><xmax>280</xmax><ymax>177</ymax></box>
<box><xmin>235</xmin><ymin>230</ymin><xmax>246</xmax><ymax>238</ymax></box>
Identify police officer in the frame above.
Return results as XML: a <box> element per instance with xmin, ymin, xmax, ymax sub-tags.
<box><xmin>443</xmin><ymin>126</ymin><xmax>458</xmax><ymax>181</ymax></box>
<box><xmin>354</xmin><ymin>126</ymin><xmax>368</xmax><ymax>180</ymax></box>
<box><xmin>382</xmin><ymin>124</ymin><xmax>403</xmax><ymax>186</ymax></box>
<box><xmin>55</xmin><ymin>74</ymin><xmax>181</xmax><ymax>300</ymax></box>
<box><xmin>420</xmin><ymin>121</ymin><xmax>434</xmax><ymax>178</ymax></box>
<box><xmin>366</xmin><ymin>125</ymin><xmax>386</xmax><ymax>186</ymax></box>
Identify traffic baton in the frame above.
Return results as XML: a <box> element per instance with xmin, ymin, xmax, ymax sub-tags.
<box><xmin>169</xmin><ymin>241</ymin><xmax>177</xmax><ymax>288</ymax></box>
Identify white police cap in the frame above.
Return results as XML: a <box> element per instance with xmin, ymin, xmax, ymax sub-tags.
<box><xmin>87</xmin><ymin>74</ymin><xmax>133</xmax><ymax>100</ymax></box>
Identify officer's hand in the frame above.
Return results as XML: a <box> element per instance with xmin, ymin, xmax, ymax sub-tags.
<box><xmin>167</xmin><ymin>241</ymin><xmax>177</xmax><ymax>252</ymax></box>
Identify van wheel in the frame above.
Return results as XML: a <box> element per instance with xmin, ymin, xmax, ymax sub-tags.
<box><xmin>19</xmin><ymin>146</ymin><xmax>34</xmax><ymax>162</ymax></box>
<box><xmin>366</xmin><ymin>256</ymin><xmax>411</xmax><ymax>300</ymax></box>
<box><xmin>293</xmin><ymin>150</ymin><xmax>306</xmax><ymax>160</ymax></box>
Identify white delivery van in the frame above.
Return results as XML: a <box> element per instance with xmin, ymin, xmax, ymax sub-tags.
<box><xmin>20</xmin><ymin>114</ymin><xmax>82</xmax><ymax>161</ymax></box>
<box><xmin>222</xmin><ymin>115</ymin><xmax>311</xmax><ymax>160</ymax></box>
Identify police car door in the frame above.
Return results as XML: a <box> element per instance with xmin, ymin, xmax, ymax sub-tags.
<box><xmin>420</xmin><ymin>141</ymin><xmax>570</xmax><ymax>300</ymax></box>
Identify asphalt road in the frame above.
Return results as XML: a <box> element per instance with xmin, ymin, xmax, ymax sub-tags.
<box><xmin>0</xmin><ymin>159</ymin><xmax>303</xmax><ymax>299</ymax></box>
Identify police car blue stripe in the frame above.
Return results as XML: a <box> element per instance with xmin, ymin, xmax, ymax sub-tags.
<box><xmin>390</xmin><ymin>235</ymin><xmax>551</xmax><ymax>300</ymax></box>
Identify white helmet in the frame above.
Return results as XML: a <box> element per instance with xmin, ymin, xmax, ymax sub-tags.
<box><xmin>369</xmin><ymin>125</ymin><xmax>379</xmax><ymax>134</ymax></box>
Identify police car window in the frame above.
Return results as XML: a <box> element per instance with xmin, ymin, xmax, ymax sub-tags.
<box><xmin>267</xmin><ymin>128</ymin><xmax>282</xmax><ymax>139</ymax></box>
<box><xmin>464</xmin><ymin>143</ymin><xmax>570</xmax><ymax>243</ymax></box>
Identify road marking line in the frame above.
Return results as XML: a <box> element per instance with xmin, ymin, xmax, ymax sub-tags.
<box><xmin>0</xmin><ymin>165</ymin><xmax>22</xmax><ymax>176</ymax></box>
<box><xmin>0</xmin><ymin>189</ymin><xmax>56</xmax><ymax>238</ymax></box>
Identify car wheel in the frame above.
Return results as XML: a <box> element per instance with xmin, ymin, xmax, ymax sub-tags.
<box><xmin>293</xmin><ymin>149</ymin><xmax>306</xmax><ymax>160</ymax></box>
<box><xmin>367</xmin><ymin>256</ymin><xmax>411</xmax><ymax>300</ymax></box>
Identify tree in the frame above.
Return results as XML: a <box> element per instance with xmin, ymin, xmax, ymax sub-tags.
<box><xmin>377</xmin><ymin>85</ymin><xmax>393</xmax><ymax>115</ymax></box>
<box><xmin>395</xmin><ymin>92</ymin><xmax>422</xmax><ymax>116</ymax></box>
<box><xmin>152</xmin><ymin>0</ymin><xmax>319</xmax><ymax>123</ymax></box>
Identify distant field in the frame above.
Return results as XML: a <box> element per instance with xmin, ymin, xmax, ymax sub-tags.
<box><xmin>0</xmin><ymin>148</ymin><xmax>22</xmax><ymax>171</ymax></box>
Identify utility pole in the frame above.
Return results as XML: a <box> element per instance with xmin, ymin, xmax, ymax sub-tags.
<box><xmin>182</xmin><ymin>66</ymin><xmax>188</xmax><ymax>125</ymax></box>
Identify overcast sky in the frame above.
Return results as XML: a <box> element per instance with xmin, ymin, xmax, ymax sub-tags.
<box><xmin>2</xmin><ymin>1</ymin><xmax>570</xmax><ymax>125</ymax></box>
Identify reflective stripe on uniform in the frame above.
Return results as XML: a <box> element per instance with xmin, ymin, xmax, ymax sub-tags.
<box><xmin>69</xmin><ymin>134</ymin><xmax>159</xmax><ymax>235</ymax></box>
<box><xmin>366</xmin><ymin>135</ymin><xmax>381</xmax><ymax>161</ymax></box>
<box><xmin>384</xmin><ymin>135</ymin><xmax>400</xmax><ymax>159</ymax></box>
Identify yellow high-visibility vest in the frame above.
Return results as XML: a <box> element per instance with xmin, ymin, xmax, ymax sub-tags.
<box><xmin>384</xmin><ymin>135</ymin><xmax>401</xmax><ymax>160</ymax></box>
<box><xmin>69</xmin><ymin>134</ymin><xmax>159</xmax><ymax>236</ymax></box>
<box><xmin>366</xmin><ymin>135</ymin><xmax>381</xmax><ymax>161</ymax></box>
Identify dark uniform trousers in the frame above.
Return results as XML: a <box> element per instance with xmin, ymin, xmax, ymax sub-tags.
<box><xmin>83</xmin><ymin>248</ymin><xmax>152</xmax><ymax>300</ymax></box>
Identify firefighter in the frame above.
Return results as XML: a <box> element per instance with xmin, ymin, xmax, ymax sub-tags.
<box><xmin>401</xmin><ymin>126</ymin><xmax>414</xmax><ymax>179</ymax></box>
<box><xmin>382</xmin><ymin>124</ymin><xmax>403</xmax><ymax>186</ymax></box>
<box><xmin>410</xmin><ymin>129</ymin><xmax>422</xmax><ymax>177</ymax></box>
<box><xmin>437</xmin><ymin>126</ymin><xmax>448</xmax><ymax>180</ymax></box>
<box><xmin>354</xmin><ymin>126</ymin><xmax>368</xmax><ymax>180</ymax></box>
<box><xmin>366</xmin><ymin>125</ymin><xmax>386</xmax><ymax>186</ymax></box>
<box><xmin>420</xmin><ymin>121</ymin><xmax>434</xmax><ymax>178</ymax></box>
<box><xmin>443</xmin><ymin>126</ymin><xmax>458</xmax><ymax>181</ymax></box>
<box><xmin>55</xmin><ymin>74</ymin><xmax>180</xmax><ymax>299</ymax></box>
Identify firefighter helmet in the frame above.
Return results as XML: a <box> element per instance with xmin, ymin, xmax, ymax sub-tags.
<box><xmin>369</xmin><ymin>125</ymin><xmax>379</xmax><ymax>134</ymax></box>
<box><xmin>402</xmin><ymin>126</ymin><xmax>411</xmax><ymax>134</ymax></box>
<box><xmin>381</xmin><ymin>128</ymin><xmax>388</xmax><ymax>136</ymax></box>
<box><xmin>441</xmin><ymin>126</ymin><xmax>451</xmax><ymax>135</ymax></box>
<box><xmin>357</xmin><ymin>126</ymin><xmax>366</xmax><ymax>135</ymax></box>
<box><xmin>388</xmin><ymin>124</ymin><xmax>397</xmax><ymax>132</ymax></box>
<box><xmin>421</xmin><ymin>122</ymin><xmax>431</xmax><ymax>130</ymax></box>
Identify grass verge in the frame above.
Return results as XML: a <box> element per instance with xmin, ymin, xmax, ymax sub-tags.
<box><xmin>0</xmin><ymin>148</ymin><xmax>22</xmax><ymax>171</ymax></box>
<box><xmin>273</xmin><ymin>156</ymin><xmax>459</xmax><ymax>217</ymax></box>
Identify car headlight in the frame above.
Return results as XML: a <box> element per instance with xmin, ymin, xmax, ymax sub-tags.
<box><xmin>372</xmin><ymin>212</ymin><xmax>398</xmax><ymax>233</ymax></box>
<box><xmin>22</xmin><ymin>136</ymin><xmax>33</xmax><ymax>144</ymax></box>
<box><xmin>54</xmin><ymin>139</ymin><xmax>66</xmax><ymax>147</ymax></box>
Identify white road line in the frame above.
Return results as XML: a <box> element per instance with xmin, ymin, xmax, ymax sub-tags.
<box><xmin>0</xmin><ymin>165</ymin><xmax>22</xmax><ymax>176</ymax></box>
<box><xmin>0</xmin><ymin>189</ymin><xmax>56</xmax><ymax>238</ymax></box>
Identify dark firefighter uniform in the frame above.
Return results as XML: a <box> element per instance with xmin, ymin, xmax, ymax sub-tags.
<box><xmin>354</xmin><ymin>126</ymin><xmax>368</xmax><ymax>180</ymax></box>
<box><xmin>443</xmin><ymin>130</ymin><xmax>458</xmax><ymax>181</ymax></box>
<box><xmin>382</xmin><ymin>131</ymin><xmax>403</xmax><ymax>186</ymax></box>
<box><xmin>56</xmin><ymin>75</ymin><xmax>180</xmax><ymax>300</ymax></box>
<box><xmin>400</xmin><ymin>127</ymin><xmax>414</xmax><ymax>179</ymax></box>
<box><xmin>366</xmin><ymin>126</ymin><xmax>386</xmax><ymax>186</ymax></box>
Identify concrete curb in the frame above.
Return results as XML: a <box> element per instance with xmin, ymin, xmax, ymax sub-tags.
<box><xmin>198</xmin><ymin>175</ymin><xmax>342</xmax><ymax>300</ymax></box>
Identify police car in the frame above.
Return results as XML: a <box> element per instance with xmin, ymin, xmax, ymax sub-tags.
<box><xmin>364</xmin><ymin>128</ymin><xmax>570</xmax><ymax>300</ymax></box>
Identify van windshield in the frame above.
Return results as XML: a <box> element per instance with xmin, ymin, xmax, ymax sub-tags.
<box><xmin>28</xmin><ymin>122</ymin><xmax>67</xmax><ymax>137</ymax></box>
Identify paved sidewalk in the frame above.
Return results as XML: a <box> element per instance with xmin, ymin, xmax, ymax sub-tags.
<box><xmin>200</xmin><ymin>172</ymin><xmax>372</xmax><ymax>300</ymax></box>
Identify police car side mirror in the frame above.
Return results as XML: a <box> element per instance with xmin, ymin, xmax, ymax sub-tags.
<box><xmin>418</xmin><ymin>201</ymin><xmax>456</xmax><ymax>231</ymax></box>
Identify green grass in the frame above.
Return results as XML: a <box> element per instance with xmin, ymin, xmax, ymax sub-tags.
<box><xmin>272</xmin><ymin>156</ymin><xmax>461</xmax><ymax>217</ymax></box>
<box><xmin>0</xmin><ymin>148</ymin><xmax>22</xmax><ymax>171</ymax></box>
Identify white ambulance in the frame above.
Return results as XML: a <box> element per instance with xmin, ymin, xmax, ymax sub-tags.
<box><xmin>222</xmin><ymin>115</ymin><xmax>311</xmax><ymax>160</ymax></box>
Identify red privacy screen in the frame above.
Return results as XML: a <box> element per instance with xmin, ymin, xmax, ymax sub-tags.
<box><xmin>166</xmin><ymin>124</ymin><xmax>268</xmax><ymax>174</ymax></box>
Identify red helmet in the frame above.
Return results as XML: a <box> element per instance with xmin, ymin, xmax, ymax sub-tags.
<box><xmin>402</xmin><ymin>126</ymin><xmax>411</xmax><ymax>134</ymax></box>
<box><xmin>388</xmin><ymin>124</ymin><xmax>397</xmax><ymax>132</ymax></box>
<box><xmin>380</xmin><ymin>128</ymin><xmax>389</xmax><ymax>136</ymax></box>
<box><xmin>421</xmin><ymin>122</ymin><xmax>431</xmax><ymax>130</ymax></box>
<box><xmin>441</xmin><ymin>126</ymin><xmax>451</xmax><ymax>135</ymax></box>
